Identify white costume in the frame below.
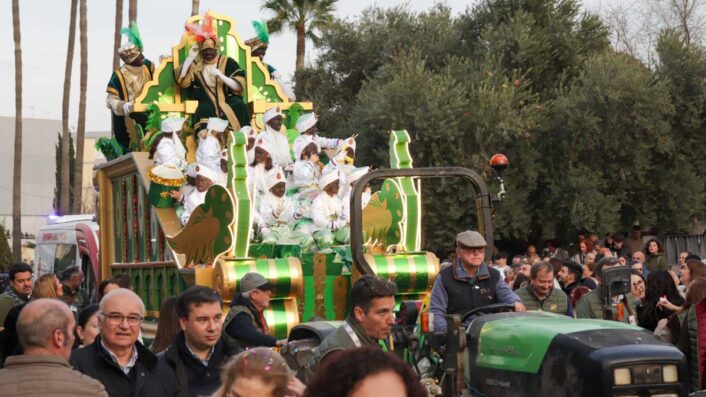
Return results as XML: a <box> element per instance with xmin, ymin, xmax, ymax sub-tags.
<box><xmin>258</xmin><ymin>106</ymin><xmax>292</xmax><ymax>168</ymax></box>
<box><xmin>311</xmin><ymin>171</ymin><xmax>346</xmax><ymax>231</ymax></box>
<box><xmin>154</xmin><ymin>117</ymin><xmax>187</xmax><ymax>170</ymax></box>
<box><xmin>257</xmin><ymin>169</ymin><xmax>314</xmax><ymax>247</ymax></box>
<box><xmin>196</xmin><ymin>118</ymin><xmax>228</xmax><ymax>184</ymax></box>
<box><xmin>259</xmin><ymin>168</ymin><xmax>297</xmax><ymax>227</ymax></box>
<box><xmin>341</xmin><ymin>166</ymin><xmax>371</xmax><ymax>222</ymax></box>
<box><xmin>247</xmin><ymin>137</ymin><xmax>279</xmax><ymax>197</ymax></box>
<box><xmin>322</xmin><ymin>136</ymin><xmax>357</xmax><ymax>180</ymax></box>
<box><xmin>180</xmin><ymin>164</ymin><xmax>217</xmax><ymax>225</ymax></box>
<box><xmin>291</xmin><ymin>135</ymin><xmax>321</xmax><ymax>189</ymax></box>
<box><xmin>241</xmin><ymin>126</ymin><xmax>257</xmax><ymax>165</ymax></box>
<box><xmin>293</xmin><ymin>112</ymin><xmax>340</xmax><ymax>152</ymax></box>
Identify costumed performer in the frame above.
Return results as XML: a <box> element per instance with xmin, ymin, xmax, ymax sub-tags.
<box><xmin>258</xmin><ymin>168</ymin><xmax>314</xmax><ymax>248</ymax></box>
<box><xmin>292</xmin><ymin>136</ymin><xmax>321</xmax><ymax>190</ymax></box>
<box><xmin>172</xmin><ymin>164</ymin><xmax>217</xmax><ymax>225</ymax></box>
<box><xmin>196</xmin><ymin>117</ymin><xmax>229</xmax><ymax>184</ymax></box>
<box><xmin>241</xmin><ymin>126</ymin><xmax>257</xmax><ymax>165</ymax></box>
<box><xmin>150</xmin><ymin>117</ymin><xmax>187</xmax><ymax>170</ymax></box>
<box><xmin>259</xmin><ymin>106</ymin><xmax>293</xmax><ymax>168</ymax></box>
<box><xmin>340</xmin><ymin>166</ymin><xmax>371</xmax><ymax>223</ymax></box>
<box><xmin>322</xmin><ymin>136</ymin><xmax>357</xmax><ymax>182</ymax></box>
<box><xmin>177</xmin><ymin>14</ymin><xmax>251</xmax><ymax>134</ymax></box>
<box><xmin>245</xmin><ymin>20</ymin><xmax>296</xmax><ymax>101</ymax></box>
<box><xmin>106</xmin><ymin>22</ymin><xmax>154</xmax><ymax>153</ymax></box>
<box><xmin>311</xmin><ymin>170</ymin><xmax>349</xmax><ymax>248</ymax></box>
<box><xmin>293</xmin><ymin>113</ymin><xmax>341</xmax><ymax>153</ymax></box>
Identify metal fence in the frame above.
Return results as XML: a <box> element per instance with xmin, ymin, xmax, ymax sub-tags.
<box><xmin>662</xmin><ymin>233</ymin><xmax>706</xmax><ymax>265</ymax></box>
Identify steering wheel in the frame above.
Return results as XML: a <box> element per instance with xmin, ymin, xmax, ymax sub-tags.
<box><xmin>461</xmin><ymin>303</ymin><xmax>516</xmax><ymax>323</ymax></box>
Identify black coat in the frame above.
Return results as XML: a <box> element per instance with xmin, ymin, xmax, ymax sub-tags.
<box><xmin>70</xmin><ymin>335</ymin><xmax>180</xmax><ymax>397</ymax></box>
<box><xmin>158</xmin><ymin>332</ymin><xmax>227</xmax><ymax>397</ymax></box>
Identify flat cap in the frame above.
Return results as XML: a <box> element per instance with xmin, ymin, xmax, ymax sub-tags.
<box><xmin>240</xmin><ymin>272</ymin><xmax>273</xmax><ymax>293</ymax></box>
<box><xmin>456</xmin><ymin>230</ymin><xmax>486</xmax><ymax>248</ymax></box>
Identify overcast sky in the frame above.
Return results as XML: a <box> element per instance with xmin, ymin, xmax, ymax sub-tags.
<box><xmin>0</xmin><ymin>0</ymin><xmax>610</xmax><ymax>133</ymax></box>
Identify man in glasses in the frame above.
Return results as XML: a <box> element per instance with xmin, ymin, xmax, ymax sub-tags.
<box><xmin>429</xmin><ymin>230</ymin><xmax>525</xmax><ymax>333</ymax></box>
<box><xmin>70</xmin><ymin>289</ymin><xmax>179</xmax><ymax>397</ymax></box>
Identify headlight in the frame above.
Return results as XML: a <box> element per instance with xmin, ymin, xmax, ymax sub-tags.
<box><xmin>662</xmin><ymin>364</ymin><xmax>678</xmax><ymax>383</ymax></box>
<box><xmin>614</xmin><ymin>368</ymin><xmax>631</xmax><ymax>385</ymax></box>
<box><xmin>613</xmin><ymin>363</ymin><xmax>679</xmax><ymax>386</ymax></box>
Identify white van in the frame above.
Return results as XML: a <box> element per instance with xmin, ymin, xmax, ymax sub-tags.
<box><xmin>34</xmin><ymin>214</ymin><xmax>100</xmax><ymax>293</ymax></box>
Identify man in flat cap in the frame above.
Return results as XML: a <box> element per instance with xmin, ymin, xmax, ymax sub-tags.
<box><xmin>221</xmin><ymin>272</ymin><xmax>286</xmax><ymax>354</ymax></box>
<box><xmin>429</xmin><ymin>230</ymin><xmax>525</xmax><ymax>333</ymax></box>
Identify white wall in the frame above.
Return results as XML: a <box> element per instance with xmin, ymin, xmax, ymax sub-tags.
<box><xmin>0</xmin><ymin>116</ymin><xmax>60</xmax><ymax>237</ymax></box>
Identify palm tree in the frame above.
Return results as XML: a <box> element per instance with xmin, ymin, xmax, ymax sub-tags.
<box><xmin>61</xmin><ymin>0</ymin><xmax>78</xmax><ymax>215</ymax></box>
<box><xmin>72</xmin><ymin>0</ymin><xmax>87</xmax><ymax>214</ymax></box>
<box><xmin>112</xmin><ymin>0</ymin><xmax>123</xmax><ymax>71</ymax></box>
<box><xmin>128</xmin><ymin>0</ymin><xmax>137</xmax><ymax>23</ymax></box>
<box><xmin>191</xmin><ymin>0</ymin><xmax>199</xmax><ymax>16</ymax></box>
<box><xmin>261</xmin><ymin>0</ymin><xmax>338</xmax><ymax>70</ymax></box>
<box><xmin>11</xmin><ymin>0</ymin><xmax>22</xmax><ymax>261</ymax></box>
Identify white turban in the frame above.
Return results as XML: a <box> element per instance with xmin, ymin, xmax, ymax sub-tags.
<box><xmin>266</xmin><ymin>167</ymin><xmax>286</xmax><ymax>190</ymax></box>
<box><xmin>195</xmin><ymin>163</ymin><xmax>217</xmax><ymax>182</ymax></box>
<box><xmin>319</xmin><ymin>170</ymin><xmax>340</xmax><ymax>190</ymax></box>
<box><xmin>296</xmin><ymin>112</ymin><xmax>317</xmax><ymax>134</ymax></box>
<box><xmin>207</xmin><ymin>117</ymin><xmax>229</xmax><ymax>133</ymax></box>
<box><xmin>263</xmin><ymin>106</ymin><xmax>282</xmax><ymax>124</ymax></box>
<box><xmin>161</xmin><ymin>117</ymin><xmax>185</xmax><ymax>133</ymax></box>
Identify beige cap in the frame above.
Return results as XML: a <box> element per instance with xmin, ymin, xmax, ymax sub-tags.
<box><xmin>456</xmin><ymin>230</ymin><xmax>486</xmax><ymax>248</ymax></box>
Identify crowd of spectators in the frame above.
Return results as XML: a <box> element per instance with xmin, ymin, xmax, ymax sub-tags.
<box><xmin>0</xmin><ymin>226</ymin><xmax>704</xmax><ymax>395</ymax></box>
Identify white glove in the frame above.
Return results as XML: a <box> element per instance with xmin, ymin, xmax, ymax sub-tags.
<box><xmin>122</xmin><ymin>101</ymin><xmax>133</xmax><ymax>116</ymax></box>
<box><xmin>187</xmin><ymin>45</ymin><xmax>199</xmax><ymax>61</ymax></box>
<box><xmin>209</xmin><ymin>67</ymin><xmax>224</xmax><ymax>79</ymax></box>
<box><xmin>179</xmin><ymin>46</ymin><xmax>199</xmax><ymax>80</ymax></box>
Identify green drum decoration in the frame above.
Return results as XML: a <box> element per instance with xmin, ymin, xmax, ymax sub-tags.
<box><xmin>148</xmin><ymin>164</ymin><xmax>185</xmax><ymax>208</ymax></box>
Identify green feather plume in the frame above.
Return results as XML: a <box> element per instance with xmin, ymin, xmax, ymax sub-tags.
<box><xmin>252</xmin><ymin>20</ymin><xmax>269</xmax><ymax>44</ymax></box>
<box><xmin>95</xmin><ymin>137</ymin><xmax>124</xmax><ymax>161</ymax></box>
<box><xmin>121</xmin><ymin>21</ymin><xmax>143</xmax><ymax>51</ymax></box>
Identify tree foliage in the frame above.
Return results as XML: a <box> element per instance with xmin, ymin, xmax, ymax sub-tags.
<box><xmin>296</xmin><ymin>0</ymin><xmax>706</xmax><ymax>252</ymax></box>
<box><xmin>0</xmin><ymin>223</ymin><xmax>12</xmax><ymax>271</ymax></box>
<box><xmin>54</xmin><ymin>132</ymin><xmax>76</xmax><ymax>215</ymax></box>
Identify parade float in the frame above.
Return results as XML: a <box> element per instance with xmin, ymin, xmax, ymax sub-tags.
<box><xmin>94</xmin><ymin>10</ymin><xmax>495</xmax><ymax>339</ymax></box>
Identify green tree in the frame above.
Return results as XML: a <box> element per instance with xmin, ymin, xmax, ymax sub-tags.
<box><xmin>538</xmin><ymin>52</ymin><xmax>676</xmax><ymax>240</ymax></box>
<box><xmin>0</xmin><ymin>223</ymin><xmax>12</xmax><ymax>271</ymax></box>
<box><xmin>459</xmin><ymin>0</ymin><xmax>610</xmax><ymax>96</ymax></box>
<box><xmin>54</xmin><ymin>132</ymin><xmax>76</xmax><ymax>214</ymax></box>
<box><xmin>296</xmin><ymin>5</ymin><xmax>463</xmax><ymax>133</ymax></box>
<box><xmin>262</xmin><ymin>0</ymin><xmax>338</xmax><ymax>71</ymax></box>
<box><xmin>654</xmin><ymin>31</ymin><xmax>706</xmax><ymax>233</ymax></box>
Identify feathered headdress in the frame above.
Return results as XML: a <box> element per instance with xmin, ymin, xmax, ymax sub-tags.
<box><xmin>245</xmin><ymin>20</ymin><xmax>270</xmax><ymax>53</ymax></box>
<box><xmin>118</xmin><ymin>21</ymin><xmax>143</xmax><ymax>63</ymax></box>
<box><xmin>120</xmin><ymin>21</ymin><xmax>143</xmax><ymax>51</ymax></box>
<box><xmin>185</xmin><ymin>14</ymin><xmax>219</xmax><ymax>49</ymax></box>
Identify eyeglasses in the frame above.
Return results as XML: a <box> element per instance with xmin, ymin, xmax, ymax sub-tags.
<box><xmin>101</xmin><ymin>312</ymin><xmax>143</xmax><ymax>326</ymax></box>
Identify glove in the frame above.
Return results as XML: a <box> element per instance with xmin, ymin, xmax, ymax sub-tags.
<box><xmin>187</xmin><ymin>45</ymin><xmax>199</xmax><ymax>60</ymax></box>
<box><xmin>122</xmin><ymin>101</ymin><xmax>133</xmax><ymax>116</ymax></box>
<box><xmin>209</xmin><ymin>67</ymin><xmax>225</xmax><ymax>79</ymax></box>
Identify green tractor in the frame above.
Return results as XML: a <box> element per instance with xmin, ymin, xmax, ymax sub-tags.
<box><xmin>282</xmin><ymin>164</ymin><xmax>691</xmax><ymax>397</ymax></box>
<box><xmin>436</xmin><ymin>308</ymin><xmax>688</xmax><ymax>397</ymax></box>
